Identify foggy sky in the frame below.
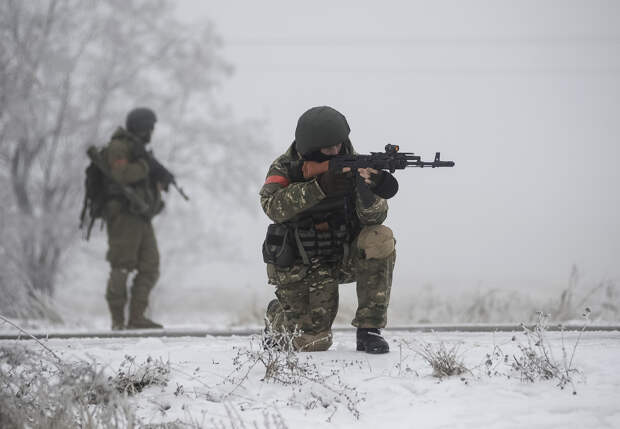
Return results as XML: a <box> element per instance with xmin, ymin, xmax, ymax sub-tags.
<box><xmin>175</xmin><ymin>0</ymin><xmax>620</xmax><ymax>295</ymax></box>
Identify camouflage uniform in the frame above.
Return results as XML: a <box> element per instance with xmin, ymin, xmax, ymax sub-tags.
<box><xmin>104</xmin><ymin>127</ymin><xmax>163</xmax><ymax>329</ymax></box>
<box><xmin>261</xmin><ymin>140</ymin><xmax>396</xmax><ymax>351</ymax></box>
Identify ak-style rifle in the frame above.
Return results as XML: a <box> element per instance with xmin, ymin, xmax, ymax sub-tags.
<box><xmin>300</xmin><ymin>144</ymin><xmax>455</xmax><ymax>178</ymax></box>
<box><xmin>144</xmin><ymin>152</ymin><xmax>190</xmax><ymax>201</ymax></box>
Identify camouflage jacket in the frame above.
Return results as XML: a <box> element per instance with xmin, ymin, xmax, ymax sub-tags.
<box><xmin>260</xmin><ymin>141</ymin><xmax>388</xmax><ymax>284</ymax></box>
<box><xmin>104</xmin><ymin>127</ymin><xmax>162</xmax><ymax>220</ymax></box>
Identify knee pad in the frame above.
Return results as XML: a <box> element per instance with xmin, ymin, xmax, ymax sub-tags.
<box><xmin>357</xmin><ymin>225</ymin><xmax>395</xmax><ymax>259</ymax></box>
<box><xmin>106</xmin><ymin>268</ymin><xmax>129</xmax><ymax>302</ymax></box>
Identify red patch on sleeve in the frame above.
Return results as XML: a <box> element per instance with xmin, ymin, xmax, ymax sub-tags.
<box><xmin>264</xmin><ymin>175</ymin><xmax>290</xmax><ymax>187</ymax></box>
<box><xmin>112</xmin><ymin>158</ymin><xmax>128</xmax><ymax>168</ymax></box>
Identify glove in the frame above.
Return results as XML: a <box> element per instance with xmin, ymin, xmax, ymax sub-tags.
<box><xmin>356</xmin><ymin>175</ymin><xmax>377</xmax><ymax>208</ymax></box>
<box><xmin>317</xmin><ymin>170</ymin><xmax>355</xmax><ymax>197</ymax></box>
<box><xmin>365</xmin><ymin>170</ymin><xmax>399</xmax><ymax>199</ymax></box>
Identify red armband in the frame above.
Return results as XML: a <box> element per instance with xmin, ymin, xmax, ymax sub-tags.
<box><xmin>112</xmin><ymin>158</ymin><xmax>128</xmax><ymax>168</ymax></box>
<box><xmin>264</xmin><ymin>175</ymin><xmax>290</xmax><ymax>187</ymax></box>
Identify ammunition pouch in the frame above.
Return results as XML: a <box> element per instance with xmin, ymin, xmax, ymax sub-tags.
<box><xmin>294</xmin><ymin>219</ymin><xmax>350</xmax><ymax>264</ymax></box>
<box><xmin>262</xmin><ymin>223</ymin><xmax>296</xmax><ymax>267</ymax></box>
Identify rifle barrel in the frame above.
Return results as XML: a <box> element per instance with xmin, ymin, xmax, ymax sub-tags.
<box><xmin>173</xmin><ymin>183</ymin><xmax>190</xmax><ymax>201</ymax></box>
<box><xmin>406</xmin><ymin>161</ymin><xmax>455</xmax><ymax>168</ymax></box>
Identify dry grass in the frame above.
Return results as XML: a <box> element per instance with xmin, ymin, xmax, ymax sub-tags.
<box><xmin>224</xmin><ymin>324</ymin><xmax>365</xmax><ymax>421</ymax></box>
<box><xmin>0</xmin><ymin>344</ymin><xmax>135</xmax><ymax>429</ymax></box>
<box><xmin>510</xmin><ymin>311</ymin><xmax>587</xmax><ymax>393</ymax></box>
<box><xmin>0</xmin><ymin>311</ymin><xmax>174</xmax><ymax>429</ymax></box>
<box><xmin>404</xmin><ymin>338</ymin><xmax>468</xmax><ymax>378</ymax></box>
<box><xmin>112</xmin><ymin>355</ymin><xmax>171</xmax><ymax>395</ymax></box>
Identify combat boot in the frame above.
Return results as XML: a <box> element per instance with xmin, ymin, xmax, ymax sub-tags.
<box><xmin>356</xmin><ymin>328</ymin><xmax>389</xmax><ymax>354</ymax></box>
<box><xmin>128</xmin><ymin>299</ymin><xmax>163</xmax><ymax>329</ymax></box>
<box><xmin>126</xmin><ymin>316</ymin><xmax>163</xmax><ymax>330</ymax></box>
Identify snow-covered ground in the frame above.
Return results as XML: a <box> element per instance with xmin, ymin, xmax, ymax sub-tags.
<box><xmin>3</xmin><ymin>330</ymin><xmax>619</xmax><ymax>428</ymax></box>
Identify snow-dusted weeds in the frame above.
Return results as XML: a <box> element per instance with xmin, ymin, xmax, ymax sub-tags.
<box><xmin>1</xmin><ymin>329</ymin><xmax>619</xmax><ymax>428</ymax></box>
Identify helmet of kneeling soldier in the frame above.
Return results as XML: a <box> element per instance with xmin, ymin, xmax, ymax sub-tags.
<box><xmin>295</xmin><ymin>106</ymin><xmax>350</xmax><ymax>156</ymax></box>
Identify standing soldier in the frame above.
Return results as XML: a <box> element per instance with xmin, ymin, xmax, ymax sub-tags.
<box><xmin>104</xmin><ymin>107</ymin><xmax>164</xmax><ymax>330</ymax></box>
<box><xmin>261</xmin><ymin>106</ymin><xmax>399</xmax><ymax>353</ymax></box>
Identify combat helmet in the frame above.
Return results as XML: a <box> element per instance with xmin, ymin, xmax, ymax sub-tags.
<box><xmin>126</xmin><ymin>107</ymin><xmax>157</xmax><ymax>134</ymax></box>
<box><xmin>295</xmin><ymin>106</ymin><xmax>350</xmax><ymax>156</ymax></box>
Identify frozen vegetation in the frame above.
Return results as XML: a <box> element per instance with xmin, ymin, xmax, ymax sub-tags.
<box><xmin>1</xmin><ymin>318</ymin><xmax>619</xmax><ymax>428</ymax></box>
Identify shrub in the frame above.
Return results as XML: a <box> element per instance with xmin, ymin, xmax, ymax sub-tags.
<box><xmin>225</xmin><ymin>325</ymin><xmax>364</xmax><ymax>421</ymax></box>
<box><xmin>112</xmin><ymin>355</ymin><xmax>171</xmax><ymax>395</ymax></box>
<box><xmin>0</xmin><ymin>344</ymin><xmax>135</xmax><ymax>429</ymax></box>
<box><xmin>407</xmin><ymin>338</ymin><xmax>468</xmax><ymax>378</ymax></box>
<box><xmin>510</xmin><ymin>311</ymin><xmax>587</xmax><ymax>393</ymax></box>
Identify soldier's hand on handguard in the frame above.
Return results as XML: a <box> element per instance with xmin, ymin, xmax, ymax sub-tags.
<box><xmin>358</xmin><ymin>168</ymin><xmax>399</xmax><ymax>200</ymax></box>
<box><xmin>358</xmin><ymin>167</ymin><xmax>379</xmax><ymax>185</ymax></box>
<box><xmin>317</xmin><ymin>170</ymin><xmax>356</xmax><ymax>197</ymax></box>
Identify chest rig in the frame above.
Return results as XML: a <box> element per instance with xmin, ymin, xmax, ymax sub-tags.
<box><xmin>262</xmin><ymin>195</ymin><xmax>359</xmax><ymax>267</ymax></box>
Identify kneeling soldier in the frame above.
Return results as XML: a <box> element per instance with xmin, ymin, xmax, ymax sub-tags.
<box><xmin>260</xmin><ymin>106</ymin><xmax>398</xmax><ymax>353</ymax></box>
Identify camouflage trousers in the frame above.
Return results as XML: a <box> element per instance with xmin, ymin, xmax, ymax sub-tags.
<box><xmin>265</xmin><ymin>225</ymin><xmax>396</xmax><ymax>351</ymax></box>
<box><xmin>105</xmin><ymin>209</ymin><xmax>159</xmax><ymax>325</ymax></box>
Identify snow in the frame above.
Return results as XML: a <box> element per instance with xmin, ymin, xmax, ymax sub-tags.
<box><xmin>3</xmin><ymin>330</ymin><xmax>619</xmax><ymax>428</ymax></box>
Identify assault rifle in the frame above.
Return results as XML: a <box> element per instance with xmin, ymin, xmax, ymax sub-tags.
<box><xmin>86</xmin><ymin>146</ymin><xmax>150</xmax><ymax>215</ymax></box>
<box><xmin>144</xmin><ymin>152</ymin><xmax>190</xmax><ymax>201</ymax></box>
<box><xmin>300</xmin><ymin>144</ymin><xmax>455</xmax><ymax>178</ymax></box>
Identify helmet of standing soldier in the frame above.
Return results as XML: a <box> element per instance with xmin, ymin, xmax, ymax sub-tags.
<box><xmin>295</xmin><ymin>106</ymin><xmax>350</xmax><ymax>156</ymax></box>
<box><xmin>126</xmin><ymin>107</ymin><xmax>157</xmax><ymax>136</ymax></box>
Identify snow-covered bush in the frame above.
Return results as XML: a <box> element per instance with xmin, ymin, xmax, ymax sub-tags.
<box><xmin>404</xmin><ymin>338</ymin><xmax>468</xmax><ymax>378</ymax></box>
<box><xmin>113</xmin><ymin>355</ymin><xmax>171</xmax><ymax>395</ymax></box>
<box><xmin>510</xmin><ymin>311</ymin><xmax>587</xmax><ymax>393</ymax></box>
<box><xmin>0</xmin><ymin>344</ymin><xmax>135</xmax><ymax>428</ymax></box>
<box><xmin>225</xmin><ymin>326</ymin><xmax>365</xmax><ymax>421</ymax></box>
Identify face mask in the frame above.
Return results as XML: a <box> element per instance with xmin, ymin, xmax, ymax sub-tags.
<box><xmin>302</xmin><ymin>143</ymin><xmax>345</xmax><ymax>162</ymax></box>
<box><xmin>135</xmin><ymin>124</ymin><xmax>154</xmax><ymax>143</ymax></box>
<box><xmin>303</xmin><ymin>150</ymin><xmax>332</xmax><ymax>162</ymax></box>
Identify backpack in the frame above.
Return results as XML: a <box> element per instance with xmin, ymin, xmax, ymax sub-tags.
<box><xmin>79</xmin><ymin>146</ymin><xmax>107</xmax><ymax>240</ymax></box>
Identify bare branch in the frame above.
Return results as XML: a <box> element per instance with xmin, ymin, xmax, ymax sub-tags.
<box><xmin>0</xmin><ymin>313</ymin><xmax>62</xmax><ymax>362</ymax></box>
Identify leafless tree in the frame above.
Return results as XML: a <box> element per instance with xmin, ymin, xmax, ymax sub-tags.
<box><xmin>0</xmin><ymin>0</ymin><xmax>264</xmax><ymax>317</ymax></box>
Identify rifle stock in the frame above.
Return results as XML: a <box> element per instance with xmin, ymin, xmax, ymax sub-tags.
<box><xmin>302</xmin><ymin>161</ymin><xmax>329</xmax><ymax>178</ymax></box>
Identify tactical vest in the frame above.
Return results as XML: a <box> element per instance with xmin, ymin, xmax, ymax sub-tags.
<box><xmin>104</xmin><ymin>134</ymin><xmax>162</xmax><ymax>219</ymax></box>
<box><xmin>262</xmin><ymin>195</ymin><xmax>359</xmax><ymax>267</ymax></box>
